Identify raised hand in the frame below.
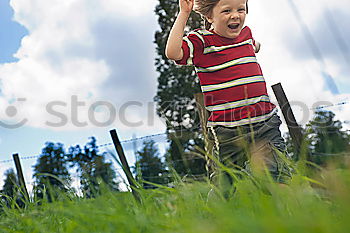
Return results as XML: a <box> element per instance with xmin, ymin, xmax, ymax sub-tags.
<box><xmin>179</xmin><ymin>0</ymin><xmax>194</xmax><ymax>14</ymax></box>
<box><xmin>166</xmin><ymin>0</ymin><xmax>194</xmax><ymax>61</ymax></box>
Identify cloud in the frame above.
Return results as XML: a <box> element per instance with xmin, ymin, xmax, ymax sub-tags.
<box><xmin>1</xmin><ymin>0</ymin><xmax>348</xmax><ymax>134</ymax></box>
<box><xmin>0</xmin><ymin>0</ymin><xmax>164</xmax><ymax>132</ymax></box>
<box><xmin>247</xmin><ymin>0</ymin><xmax>350</xmax><ymax>127</ymax></box>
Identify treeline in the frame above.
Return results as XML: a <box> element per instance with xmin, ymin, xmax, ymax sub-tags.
<box><xmin>0</xmin><ymin>135</ymin><xmax>174</xmax><ymax>207</ymax></box>
<box><xmin>285</xmin><ymin>110</ymin><xmax>350</xmax><ymax>165</ymax></box>
<box><xmin>1</xmin><ymin>110</ymin><xmax>349</xmax><ymax>208</ymax></box>
<box><xmin>0</xmin><ymin>137</ymin><xmax>119</xmax><ymax>207</ymax></box>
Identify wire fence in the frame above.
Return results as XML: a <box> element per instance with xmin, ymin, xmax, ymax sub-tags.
<box><xmin>0</xmin><ymin>96</ymin><xmax>349</xmax><ymax>192</ymax></box>
<box><xmin>311</xmin><ymin>101</ymin><xmax>349</xmax><ymax>110</ymax></box>
<box><xmin>0</xmin><ymin>107</ymin><xmax>349</xmax><ymax>166</ymax></box>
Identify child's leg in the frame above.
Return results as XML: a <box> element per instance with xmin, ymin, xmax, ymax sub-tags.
<box><xmin>252</xmin><ymin>114</ymin><xmax>293</xmax><ymax>184</ymax></box>
<box><xmin>207</xmin><ymin>126</ymin><xmax>250</xmax><ymax>197</ymax></box>
<box><xmin>208</xmin><ymin>125</ymin><xmax>249</xmax><ymax>170</ymax></box>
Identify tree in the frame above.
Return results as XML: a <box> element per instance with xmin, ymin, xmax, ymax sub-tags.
<box><xmin>1</xmin><ymin>169</ymin><xmax>18</xmax><ymax>198</ymax></box>
<box><xmin>33</xmin><ymin>142</ymin><xmax>71</xmax><ymax>200</ymax></box>
<box><xmin>154</xmin><ymin>0</ymin><xmax>206</xmax><ymax>176</ymax></box>
<box><xmin>1</xmin><ymin>169</ymin><xmax>24</xmax><ymax>208</ymax></box>
<box><xmin>134</xmin><ymin>140</ymin><xmax>168</xmax><ymax>188</ymax></box>
<box><xmin>306</xmin><ymin>110</ymin><xmax>350</xmax><ymax>165</ymax></box>
<box><xmin>68</xmin><ymin>137</ymin><xmax>119</xmax><ymax>197</ymax></box>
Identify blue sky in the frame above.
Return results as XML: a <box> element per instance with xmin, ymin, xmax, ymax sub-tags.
<box><xmin>0</xmin><ymin>0</ymin><xmax>27</xmax><ymax>63</ymax></box>
<box><xmin>0</xmin><ymin>0</ymin><xmax>165</xmax><ymax>190</ymax></box>
<box><xmin>0</xmin><ymin>0</ymin><xmax>349</xmax><ymax>190</ymax></box>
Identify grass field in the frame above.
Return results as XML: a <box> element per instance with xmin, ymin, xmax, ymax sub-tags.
<box><xmin>1</xmin><ymin>159</ymin><xmax>350</xmax><ymax>233</ymax></box>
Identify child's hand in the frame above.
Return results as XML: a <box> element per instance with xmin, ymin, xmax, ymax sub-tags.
<box><xmin>254</xmin><ymin>41</ymin><xmax>261</xmax><ymax>53</ymax></box>
<box><xmin>179</xmin><ymin>0</ymin><xmax>194</xmax><ymax>14</ymax></box>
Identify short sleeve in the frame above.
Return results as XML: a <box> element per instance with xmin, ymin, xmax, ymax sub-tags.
<box><xmin>245</xmin><ymin>26</ymin><xmax>255</xmax><ymax>46</ymax></box>
<box><xmin>175</xmin><ymin>31</ymin><xmax>204</xmax><ymax>66</ymax></box>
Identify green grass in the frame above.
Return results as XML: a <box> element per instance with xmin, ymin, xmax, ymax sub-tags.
<box><xmin>1</xmin><ymin>161</ymin><xmax>350</xmax><ymax>233</ymax></box>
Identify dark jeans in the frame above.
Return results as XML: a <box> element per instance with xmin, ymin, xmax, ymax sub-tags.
<box><xmin>207</xmin><ymin>114</ymin><xmax>292</xmax><ymax>184</ymax></box>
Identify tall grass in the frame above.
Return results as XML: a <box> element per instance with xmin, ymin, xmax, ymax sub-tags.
<box><xmin>1</xmin><ymin>157</ymin><xmax>350</xmax><ymax>233</ymax></box>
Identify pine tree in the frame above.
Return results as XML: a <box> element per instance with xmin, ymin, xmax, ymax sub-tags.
<box><xmin>134</xmin><ymin>140</ymin><xmax>168</xmax><ymax>189</ymax></box>
<box><xmin>1</xmin><ymin>169</ymin><xmax>24</xmax><ymax>208</ymax></box>
<box><xmin>154</xmin><ymin>0</ymin><xmax>206</xmax><ymax>176</ymax></box>
<box><xmin>306</xmin><ymin>110</ymin><xmax>350</xmax><ymax>164</ymax></box>
<box><xmin>1</xmin><ymin>169</ymin><xmax>18</xmax><ymax>198</ymax></box>
<box><xmin>68</xmin><ymin>137</ymin><xmax>119</xmax><ymax>197</ymax></box>
<box><xmin>33</xmin><ymin>142</ymin><xmax>71</xmax><ymax>200</ymax></box>
<box><xmin>284</xmin><ymin>111</ymin><xmax>349</xmax><ymax>164</ymax></box>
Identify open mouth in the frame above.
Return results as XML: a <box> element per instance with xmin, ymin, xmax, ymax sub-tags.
<box><xmin>228</xmin><ymin>23</ymin><xmax>239</xmax><ymax>30</ymax></box>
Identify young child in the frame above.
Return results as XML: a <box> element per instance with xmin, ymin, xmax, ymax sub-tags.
<box><xmin>166</xmin><ymin>0</ymin><xmax>291</xmax><ymax>184</ymax></box>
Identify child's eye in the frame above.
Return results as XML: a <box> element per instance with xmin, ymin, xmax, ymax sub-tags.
<box><xmin>238</xmin><ymin>8</ymin><xmax>246</xmax><ymax>12</ymax></box>
<box><xmin>222</xmin><ymin>9</ymin><xmax>231</xmax><ymax>13</ymax></box>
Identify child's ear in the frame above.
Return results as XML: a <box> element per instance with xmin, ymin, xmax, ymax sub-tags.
<box><xmin>206</xmin><ymin>16</ymin><xmax>213</xmax><ymax>24</ymax></box>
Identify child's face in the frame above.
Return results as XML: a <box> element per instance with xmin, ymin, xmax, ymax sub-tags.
<box><xmin>207</xmin><ymin>0</ymin><xmax>247</xmax><ymax>39</ymax></box>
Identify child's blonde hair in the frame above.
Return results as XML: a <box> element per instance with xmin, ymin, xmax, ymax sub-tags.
<box><xmin>194</xmin><ymin>0</ymin><xmax>248</xmax><ymax>30</ymax></box>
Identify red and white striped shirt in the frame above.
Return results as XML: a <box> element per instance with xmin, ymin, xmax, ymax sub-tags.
<box><xmin>176</xmin><ymin>26</ymin><xmax>276</xmax><ymax>127</ymax></box>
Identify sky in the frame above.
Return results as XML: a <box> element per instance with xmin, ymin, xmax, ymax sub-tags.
<box><xmin>0</xmin><ymin>0</ymin><xmax>349</xmax><ymax>190</ymax></box>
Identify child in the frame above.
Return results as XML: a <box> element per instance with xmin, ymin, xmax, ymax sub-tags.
<box><xmin>166</xmin><ymin>0</ymin><xmax>291</xmax><ymax>184</ymax></box>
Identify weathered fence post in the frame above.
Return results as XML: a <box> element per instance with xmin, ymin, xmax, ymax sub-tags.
<box><xmin>272</xmin><ymin>83</ymin><xmax>304</xmax><ymax>160</ymax></box>
<box><xmin>12</xmin><ymin>153</ymin><xmax>30</xmax><ymax>201</ymax></box>
<box><xmin>109</xmin><ymin>129</ymin><xmax>141</xmax><ymax>203</ymax></box>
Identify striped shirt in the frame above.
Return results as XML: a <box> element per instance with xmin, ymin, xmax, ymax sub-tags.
<box><xmin>176</xmin><ymin>26</ymin><xmax>276</xmax><ymax>127</ymax></box>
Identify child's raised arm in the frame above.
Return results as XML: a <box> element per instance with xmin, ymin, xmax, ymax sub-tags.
<box><xmin>165</xmin><ymin>0</ymin><xmax>194</xmax><ymax>61</ymax></box>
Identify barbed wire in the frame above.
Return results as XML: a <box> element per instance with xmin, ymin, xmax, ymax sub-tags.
<box><xmin>96</xmin><ymin>127</ymin><xmax>201</xmax><ymax>149</ymax></box>
<box><xmin>0</xmin><ymin>119</ymin><xmax>348</xmax><ymax>173</ymax></box>
<box><xmin>289</xmin><ymin>100</ymin><xmax>349</xmax><ymax>112</ymax></box>
<box><xmin>0</xmin><ymin>159</ymin><xmax>13</xmax><ymax>164</ymax></box>
<box><xmin>0</xmin><ymin>132</ymin><xmax>171</xmax><ymax>163</ymax></box>
<box><xmin>0</xmin><ymin>155</ymin><xmax>41</xmax><ymax>164</ymax></box>
<box><xmin>310</xmin><ymin>101</ymin><xmax>349</xmax><ymax>110</ymax></box>
<box><xmin>96</xmin><ymin>142</ymin><xmax>114</xmax><ymax>149</ymax></box>
<box><xmin>120</xmin><ymin>132</ymin><xmax>167</xmax><ymax>144</ymax></box>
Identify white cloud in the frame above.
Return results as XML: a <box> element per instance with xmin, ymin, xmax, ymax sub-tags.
<box><xmin>248</xmin><ymin>0</ymin><xmax>350</xmax><ymax>127</ymax></box>
<box><xmin>1</xmin><ymin>0</ymin><xmax>348</xmax><ymax>134</ymax></box>
<box><xmin>98</xmin><ymin>0</ymin><xmax>157</xmax><ymax>18</ymax></box>
<box><xmin>1</xmin><ymin>0</ymin><xmax>161</xmax><ymax>132</ymax></box>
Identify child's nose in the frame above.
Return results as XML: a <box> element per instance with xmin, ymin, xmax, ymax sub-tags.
<box><xmin>230</xmin><ymin>12</ymin><xmax>239</xmax><ymax>19</ymax></box>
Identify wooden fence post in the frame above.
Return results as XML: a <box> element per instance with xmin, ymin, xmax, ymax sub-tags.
<box><xmin>12</xmin><ymin>153</ymin><xmax>30</xmax><ymax>201</ymax></box>
<box><xmin>109</xmin><ymin>129</ymin><xmax>141</xmax><ymax>203</ymax></box>
<box><xmin>272</xmin><ymin>83</ymin><xmax>304</xmax><ymax>160</ymax></box>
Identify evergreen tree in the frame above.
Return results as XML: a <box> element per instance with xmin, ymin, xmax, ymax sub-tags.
<box><xmin>134</xmin><ymin>140</ymin><xmax>168</xmax><ymax>188</ymax></box>
<box><xmin>33</xmin><ymin>142</ymin><xmax>71</xmax><ymax>200</ymax></box>
<box><xmin>154</xmin><ymin>0</ymin><xmax>206</xmax><ymax>176</ymax></box>
<box><xmin>285</xmin><ymin>111</ymin><xmax>349</xmax><ymax>164</ymax></box>
<box><xmin>1</xmin><ymin>169</ymin><xmax>23</xmax><ymax>208</ymax></box>
<box><xmin>1</xmin><ymin>169</ymin><xmax>18</xmax><ymax>198</ymax></box>
<box><xmin>68</xmin><ymin>137</ymin><xmax>118</xmax><ymax>197</ymax></box>
<box><xmin>306</xmin><ymin>110</ymin><xmax>349</xmax><ymax>164</ymax></box>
